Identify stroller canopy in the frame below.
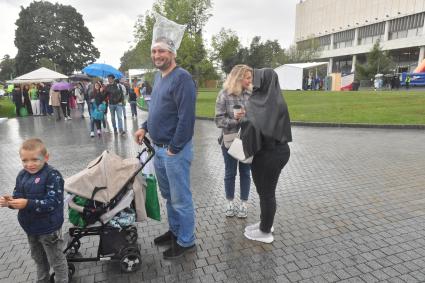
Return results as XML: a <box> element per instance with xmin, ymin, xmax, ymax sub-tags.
<box><xmin>65</xmin><ymin>151</ymin><xmax>142</xmax><ymax>202</ymax></box>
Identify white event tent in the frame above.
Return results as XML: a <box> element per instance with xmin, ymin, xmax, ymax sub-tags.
<box><xmin>7</xmin><ymin>67</ymin><xmax>68</xmax><ymax>84</ymax></box>
<box><xmin>274</xmin><ymin>62</ymin><xmax>328</xmax><ymax>90</ymax></box>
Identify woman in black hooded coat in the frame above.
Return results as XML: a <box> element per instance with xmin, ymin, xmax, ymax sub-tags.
<box><xmin>241</xmin><ymin>68</ymin><xmax>292</xmax><ymax>244</ymax></box>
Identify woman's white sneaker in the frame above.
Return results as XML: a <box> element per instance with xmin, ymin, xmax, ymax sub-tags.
<box><xmin>245</xmin><ymin>222</ymin><xmax>274</xmax><ymax>233</ymax></box>
<box><xmin>237</xmin><ymin>202</ymin><xmax>248</xmax><ymax>218</ymax></box>
<box><xmin>244</xmin><ymin>228</ymin><xmax>274</xmax><ymax>243</ymax></box>
<box><xmin>225</xmin><ymin>201</ymin><xmax>236</xmax><ymax>217</ymax></box>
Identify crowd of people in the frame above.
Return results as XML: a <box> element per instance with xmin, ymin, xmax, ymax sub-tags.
<box><xmin>10</xmin><ymin>77</ymin><xmax>152</xmax><ymax>137</ymax></box>
<box><xmin>1</xmin><ymin>14</ymin><xmax>293</xmax><ymax>282</ymax></box>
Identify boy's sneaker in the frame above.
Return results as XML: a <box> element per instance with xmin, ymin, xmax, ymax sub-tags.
<box><xmin>97</xmin><ymin>129</ymin><xmax>101</xmax><ymax>136</ymax></box>
<box><xmin>67</xmin><ymin>116</ymin><xmax>72</xmax><ymax>120</ymax></box>
<box><xmin>64</xmin><ymin>117</ymin><xmax>68</xmax><ymax>120</ymax></box>
<box><xmin>237</xmin><ymin>202</ymin><xmax>248</xmax><ymax>218</ymax></box>
<box><xmin>90</xmin><ymin>131</ymin><xmax>95</xmax><ymax>137</ymax></box>
<box><xmin>225</xmin><ymin>201</ymin><xmax>236</xmax><ymax>217</ymax></box>
<box><xmin>245</xmin><ymin>222</ymin><xmax>274</xmax><ymax>233</ymax></box>
<box><xmin>244</xmin><ymin>228</ymin><xmax>274</xmax><ymax>244</ymax></box>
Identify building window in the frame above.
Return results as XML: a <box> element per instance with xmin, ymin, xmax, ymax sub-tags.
<box><xmin>334</xmin><ymin>40</ymin><xmax>353</xmax><ymax>49</ymax></box>
<box><xmin>358</xmin><ymin>34</ymin><xmax>383</xmax><ymax>45</ymax></box>
<box><xmin>389</xmin><ymin>12</ymin><xmax>425</xmax><ymax>40</ymax></box>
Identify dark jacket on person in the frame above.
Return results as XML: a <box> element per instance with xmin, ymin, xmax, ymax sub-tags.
<box><xmin>13</xmin><ymin>164</ymin><xmax>65</xmax><ymax>236</ymax></box>
<box><xmin>60</xmin><ymin>90</ymin><xmax>70</xmax><ymax>103</ymax></box>
<box><xmin>38</xmin><ymin>86</ymin><xmax>50</xmax><ymax>102</ymax></box>
<box><xmin>12</xmin><ymin>89</ymin><xmax>23</xmax><ymax>106</ymax></box>
<box><xmin>105</xmin><ymin>83</ymin><xmax>124</xmax><ymax>105</ymax></box>
<box><xmin>129</xmin><ymin>88</ymin><xmax>137</xmax><ymax>102</ymax></box>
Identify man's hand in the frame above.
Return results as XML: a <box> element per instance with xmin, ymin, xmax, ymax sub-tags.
<box><xmin>134</xmin><ymin>128</ymin><xmax>146</xmax><ymax>145</ymax></box>
<box><xmin>8</xmin><ymin>198</ymin><xmax>28</xmax><ymax>209</ymax></box>
<box><xmin>0</xmin><ymin>196</ymin><xmax>10</xmax><ymax>207</ymax></box>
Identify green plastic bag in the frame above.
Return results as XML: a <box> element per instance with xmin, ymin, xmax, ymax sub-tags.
<box><xmin>137</xmin><ymin>96</ymin><xmax>145</xmax><ymax>109</ymax></box>
<box><xmin>19</xmin><ymin>107</ymin><xmax>28</xmax><ymax>117</ymax></box>
<box><xmin>144</xmin><ymin>174</ymin><xmax>161</xmax><ymax>221</ymax></box>
<box><xmin>69</xmin><ymin>196</ymin><xmax>89</xmax><ymax>227</ymax></box>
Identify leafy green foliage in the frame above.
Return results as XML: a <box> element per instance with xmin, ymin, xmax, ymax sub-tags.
<box><xmin>14</xmin><ymin>1</ymin><xmax>99</xmax><ymax>75</ymax></box>
<box><xmin>211</xmin><ymin>33</ymin><xmax>287</xmax><ymax>73</ymax></box>
<box><xmin>120</xmin><ymin>0</ymin><xmax>218</xmax><ymax>84</ymax></box>
<box><xmin>0</xmin><ymin>55</ymin><xmax>16</xmax><ymax>81</ymax></box>
<box><xmin>211</xmin><ymin>28</ymin><xmax>242</xmax><ymax>74</ymax></box>
<box><xmin>356</xmin><ymin>40</ymin><xmax>394</xmax><ymax>80</ymax></box>
<box><xmin>286</xmin><ymin>38</ymin><xmax>320</xmax><ymax>63</ymax></box>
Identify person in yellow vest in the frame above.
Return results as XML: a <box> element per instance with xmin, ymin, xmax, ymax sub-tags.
<box><xmin>405</xmin><ymin>75</ymin><xmax>411</xmax><ymax>90</ymax></box>
<box><xmin>29</xmin><ymin>84</ymin><xmax>40</xmax><ymax>115</ymax></box>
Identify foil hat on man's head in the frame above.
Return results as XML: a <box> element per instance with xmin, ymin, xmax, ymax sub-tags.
<box><xmin>151</xmin><ymin>13</ymin><xmax>186</xmax><ymax>54</ymax></box>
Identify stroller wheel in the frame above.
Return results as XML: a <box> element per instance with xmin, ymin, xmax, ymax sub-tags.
<box><xmin>69</xmin><ymin>240</ymin><xmax>81</xmax><ymax>254</ymax></box>
<box><xmin>120</xmin><ymin>252</ymin><xmax>141</xmax><ymax>273</ymax></box>
<box><xmin>125</xmin><ymin>226</ymin><xmax>138</xmax><ymax>244</ymax></box>
<box><xmin>49</xmin><ymin>263</ymin><xmax>75</xmax><ymax>282</ymax></box>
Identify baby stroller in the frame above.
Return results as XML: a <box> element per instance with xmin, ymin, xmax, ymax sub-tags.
<box><xmin>52</xmin><ymin>137</ymin><xmax>154</xmax><ymax>282</ymax></box>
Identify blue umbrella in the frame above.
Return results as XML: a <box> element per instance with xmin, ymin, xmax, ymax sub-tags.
<box><xmin>82</xmin><ymin>63</ymin><xmax>123</xmax><ymax>79</ymax></box>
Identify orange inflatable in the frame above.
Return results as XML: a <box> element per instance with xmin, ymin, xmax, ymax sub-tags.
<box><xmin>414</xmin><ymin>59</ymin><xmax>425</xmax><ymax>73</ymax></box>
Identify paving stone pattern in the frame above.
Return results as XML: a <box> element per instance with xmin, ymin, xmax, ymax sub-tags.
<box><xmin>0</xmin><ymin>108</ymin><xmax>425</xmax><ymax>282</ymax></box>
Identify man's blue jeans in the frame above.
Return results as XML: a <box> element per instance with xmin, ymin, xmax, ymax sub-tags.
<box><xmin>154</xmin><ymin>141</ymin><xmax>195</xmax><ymax>247</ymax></box>
<box><xmin>109</xmin><ymin>104</ymin><xmax>123</xmax><ymax>131</ymax></box>
<box><xmin>221</xmin><ymin>146</ymin><xmax>251</xmax><ymax>201</ymax></box>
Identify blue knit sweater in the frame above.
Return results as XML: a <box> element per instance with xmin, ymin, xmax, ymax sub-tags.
<box><xmin>142</xmin><ymin>67</ymin><xmax>196</xmax><ymax>153</ymax></box>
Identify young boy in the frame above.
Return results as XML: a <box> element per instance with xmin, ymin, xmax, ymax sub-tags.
<box><xmin>0</xmin><ymin>138</ymin><xmax>68</xmax><ymax>282</ymax></box>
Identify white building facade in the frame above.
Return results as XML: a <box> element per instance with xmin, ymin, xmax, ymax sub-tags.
<box><xmin>295</xmin><ymin>0</ymin><xmax>425</xmax><ymax>74</ymax></box>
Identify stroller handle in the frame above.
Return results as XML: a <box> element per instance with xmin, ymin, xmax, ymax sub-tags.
<box><xmin>142</xmin><ymin>136</ymin><xmax>154</xmax><ymax>153</ymax></box>
<box><xmin>136</xmin><ymin>136</ymin><xmax>155</xmax><ymax>171</ymax></box>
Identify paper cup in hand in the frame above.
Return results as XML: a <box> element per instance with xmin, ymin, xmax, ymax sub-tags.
<box><xmin>233</xmin><ymin>105</ymin><xmax>242</xmax><ymax>117</ymax></box>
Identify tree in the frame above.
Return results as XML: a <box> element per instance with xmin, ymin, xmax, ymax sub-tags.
<box><xmin>247</xmin><ymin>36</ymin><xmax>267</xmax><ymax>68</ymax></box>
<box><xmin>14</xmin><ymin>1</ymin><xmax>99</xmax><ymax>75</ymax></box>
<box><xmin>211</xmin><ymin>28</ymin><xmax>242</xmax><ymax>74</ymax></box>
<box><xmin>286</xmin><ymin>38</ymin><xmax>321</xmax><ymax>63</ymax></box>
<box><xmin>262</xmin><ymin>40</ymin><xmax>286</xmax><ymax>68</ymax></box>
<box><xmin>122</xmin><ymin>0</ymin><xmax>217</xmax><ymax>84</ymax></box>
<box><xmin>356</xmin><ymin>40</ymin><xmax>394</xmax><ymax>80</ymax></box>
<box><xmin>0</xmin><ymin>55</ymin><xmax>16</xmax><ymax>81</ymax></box>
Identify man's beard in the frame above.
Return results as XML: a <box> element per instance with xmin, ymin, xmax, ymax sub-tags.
<box><xmin>153</xmin><ymin>58</ymin><xmax>172</xmax><ymax>71</ymax></box>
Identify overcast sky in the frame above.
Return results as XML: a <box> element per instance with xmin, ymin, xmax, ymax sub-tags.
<box><xmin>0</xmin><ymin>0</ymin><xmax>299</xmax><ymax>69</ymax></box>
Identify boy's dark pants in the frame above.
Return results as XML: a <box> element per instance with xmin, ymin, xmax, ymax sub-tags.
<box><xmin>27</xmin><ymin>229</ymin><xmax>68</xmax><ymax>283</ymax></box>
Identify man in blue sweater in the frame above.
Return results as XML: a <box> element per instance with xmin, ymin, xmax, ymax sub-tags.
<box><xmin>134</xmin><ymin>16</ymin><xmax>196</xmax><ymax>259</ymax></box>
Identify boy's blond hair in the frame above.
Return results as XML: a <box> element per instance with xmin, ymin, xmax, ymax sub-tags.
<box><xmin>20</xmin><ymin>138</ymin><xmax>47</xmax><ymax>156</ymax></box>
<box><xmin>222</xmin><ymin>64</ymin><xmax>253</xmax><ymax>96</ymax></box>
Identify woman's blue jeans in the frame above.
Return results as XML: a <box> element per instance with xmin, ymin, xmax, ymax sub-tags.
<box><xmin>221</xmin><ymin>146</ymin><xmax>251</xmax><ymax>201</ymax></box>
<box><xmin>153</xmin><ymin>141</ymin><xmax>195</xmax><ymax>247</ymax></box>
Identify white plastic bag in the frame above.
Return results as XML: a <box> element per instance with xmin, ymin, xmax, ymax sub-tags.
<box><xmin>151</xmin><ymin>13</ymin><xmax>186</xmax><ymax>53</ymax></box>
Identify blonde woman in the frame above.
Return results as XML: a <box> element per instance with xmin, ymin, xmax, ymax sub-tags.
<box><xmin>215</xmin><ymin>64</ymin><xmax>253</xmax><ymax>218</ymax></box>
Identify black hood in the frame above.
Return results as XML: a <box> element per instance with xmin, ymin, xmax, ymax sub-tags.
<box><xmin>245</xmin><ymin>68</ymin><xmax>292</xmax><ymax>144</ymax></box>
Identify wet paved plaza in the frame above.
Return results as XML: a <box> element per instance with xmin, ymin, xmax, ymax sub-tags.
<box><xmin>0</xmin><ymin>108</ymin><xmax>425</xmax><ymax>283</ymax></box>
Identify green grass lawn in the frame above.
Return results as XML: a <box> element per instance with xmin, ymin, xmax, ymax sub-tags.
<box><xmin>2</xmin><ymin>90</ymin><xmax>424</xmax><ymax>125</ymax></box>
<box><xmin>197</xmin><ymin>89</ymin><xmax>425</xmax><ymax>125</ymax></box>
<box><xmin>0</xmin><ymin>97</ymin><xmax>16</xmax><ymax>118</ymax></box>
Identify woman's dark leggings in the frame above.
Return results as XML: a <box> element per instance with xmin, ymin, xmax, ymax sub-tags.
<box><xmin>251</xmin><ymin>143</ymin><xmax>290</xmax><ymax>233</ymax></box>
<box><xmin>60</xmin><ymin>103</ymin><xmax>70</xmax><ymax>117</ymax></box>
